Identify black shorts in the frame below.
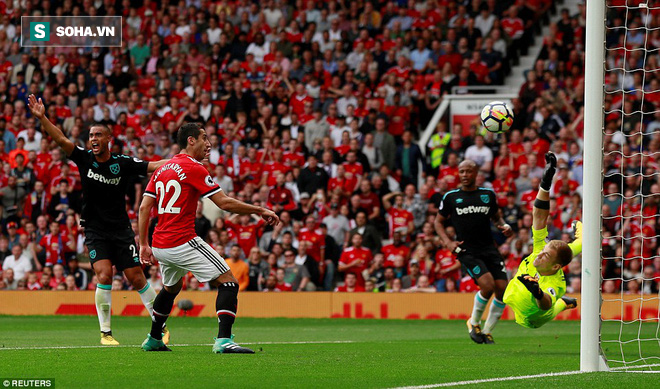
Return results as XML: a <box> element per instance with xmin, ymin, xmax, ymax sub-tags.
<box><xmin>457</xmin><ymin>247</ymin><xmax>507</xmax><ymax>281</ymax></box>
<box><xmin>85</xmin><ymin>227</ymin><xmax>140</xmax><ymax>272</ymax></box>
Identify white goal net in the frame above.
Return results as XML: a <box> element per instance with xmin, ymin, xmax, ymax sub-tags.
<box><xmin>586</xmin><ymin>0</ymin><xmax>660</xmax><ymax>372</ymax></box>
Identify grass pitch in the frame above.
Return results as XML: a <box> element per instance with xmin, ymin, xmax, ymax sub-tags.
<box><xmin>0</xmin><ymin>316</ymin><xmax>657</xmax><ymax>388</ymax></box>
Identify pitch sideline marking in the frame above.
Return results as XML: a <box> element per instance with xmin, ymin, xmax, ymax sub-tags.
<box><xmin>0</xmin><ymin>340</ymin><xmax>356</xmax><ymax>351</ymax></box>
<box><xmin>389</xmin><ymin>370</ymin><xmax>586</xmax><ymax>388</ymax></box>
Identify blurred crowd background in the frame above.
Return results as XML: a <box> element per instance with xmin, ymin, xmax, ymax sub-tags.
<box><xmin>0</xmin><ymin>0</ymin><xmax>658</xmax><ymax>295</ymax></box>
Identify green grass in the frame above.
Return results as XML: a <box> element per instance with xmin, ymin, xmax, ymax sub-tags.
<box><xmin>0</xmin><ymin>316</ymin><xmax>658</xmax><ymax>388</ymax></box>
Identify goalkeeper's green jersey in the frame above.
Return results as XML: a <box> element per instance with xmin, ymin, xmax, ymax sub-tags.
<box><xmin>503</xmin><ymin>226</ymin><xmax>566</xmax><ymax>328</ymax></box>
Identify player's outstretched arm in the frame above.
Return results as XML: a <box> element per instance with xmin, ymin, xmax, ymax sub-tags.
<box><xmin>147</xmin><ymin>159</ymin><xmax>170</xmax><ymax>173</ymax></box>
<box><xmin>210</xmin><ymin>190</ymin><xmax>280</xmax><ymax>226</ymax></box>
<box><xmin>532</xmin><ymin>152</ymin><xmax>557</xmax><ymax>231</ymax></box>
<box><xmin>138</xmin><ymin>195</ymin><xmax>156</xmax><ymax>265</ymax></box>
<box><xmin>27</xmin><ymin>95</ymin><xmax>75</xmax><ymax>156</ymax></box>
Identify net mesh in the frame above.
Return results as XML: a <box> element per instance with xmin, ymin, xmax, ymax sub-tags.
<box><xmin>600</xmin><ymin>0</ymin><xmax>660</xmax><ymax>371</ymax></box>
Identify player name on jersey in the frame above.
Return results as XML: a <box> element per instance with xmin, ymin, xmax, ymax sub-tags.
<box><xmin>154</xmin><ymin>162</ymin><xmax>187</xmax><ymax>181</ymax></box>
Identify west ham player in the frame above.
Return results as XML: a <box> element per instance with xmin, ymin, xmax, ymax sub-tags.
<box><xmin>138</xmin><ymin>123</ymin><xmax>279</xmax><ymax>353</ymax></box>
<box><xmin>28</xmin><ymin>95</ymin><xmax>169</xmax><ymax>346</ymax></box>
<box><xmin>434</xmin><ymin>160</ymin><xmax>513</xmax><ymax>344</ymax></box>
<box><xmin>503</xmin><ymin>153</ymin><xmax>581</xmax><ymax>329</ymax></box>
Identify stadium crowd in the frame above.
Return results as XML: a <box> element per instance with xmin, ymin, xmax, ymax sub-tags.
<box><xmin>0</xmin><ymin>0</ymin><xmax>658</xmax><ymax>295</ymax></box>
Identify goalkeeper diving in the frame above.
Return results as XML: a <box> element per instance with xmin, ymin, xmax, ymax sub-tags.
<box><xmin>503</xmin><ymin>152</ymin><xmax>582</xmax><ymax>329</ymax></box>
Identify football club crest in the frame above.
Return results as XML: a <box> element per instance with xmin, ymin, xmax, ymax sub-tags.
<box><xmin>473</xmin><ymin>266</ymin><xmax>481</xmax><ymax>275</ymax></box>
<box><xmin>90</xmin><ymin>250</ymin><xmax>96</xmax><ymax>259</ymax></box>
<box><xmin>480</xmin><ymin>194</ymin><xmax>490</xmax><ymax>204</ymax></box>
<box><xmin>109</xmin><ymin>163</ymin><xmax>120</xmax><ymax>175</ymax></box>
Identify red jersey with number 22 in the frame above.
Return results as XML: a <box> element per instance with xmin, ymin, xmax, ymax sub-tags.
<box><xmin>145</xmin><ymin>154</ymin><xmax>222</xmax><ymax>249</ymax></box>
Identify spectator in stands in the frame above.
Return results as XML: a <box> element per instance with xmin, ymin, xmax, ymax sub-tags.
<box><xmin>66</xmin><ymin>257</ymin><xmax>88</xmax><ymax>290</ymax></box>
<box><xmin>372</xmin><ymin>117</ymin><xmax>396</xmax><ymax>170</ymax></box>
<box><xmin>146</xmin><ymin>265</ymin><xmax>162</xmax><ymax>293</ymax></box>
<box><xmin>0</xmin><ymin>176</ymin><xmax>25</xmax><ymax>223</ymax></box>
<box><xmin>225</xmin><ymin>245</ymin><xmax>249</xmax><ymax>292</ymax></box>
<box><xmin>464</xmin><ymin>135</ymin><xmax>493</xmax><ymax>174</ymax></box>
<box><xmin>282</xmin><ymin>248</ymin><xmax>313</xmax><ymax>292</ymax></box>
<box><xmin>2</xmin><ymin>267</ymin><xmax>16</xmax><ymax>289</ymax></box>
<box><xmin>348</xmin><ymin>211</ymin><xmax>381</xmax><ymax>253</ymax></box>
<box><xmin>2</xmin><ymin>243</ymin><xmax>32</xmax><ymax>281</ymax></box>
<box><xmin>382</xmin><ymin>192</ymin><xmax>415</xmax><ymax>240</ymax></box>
<box><xmin>247</xmin><ymin>247</ymin><xmax>269</xmax><ymax>292</ymax></box>
<box><xmin>335</xmin><ymin>273</ymin><xmax>365</xmax><ymax>292</ymax></box>
<box><xmin>395</xmin><ymin>131</ymin><xmax>426</xmax><ymax>187</ymax></box>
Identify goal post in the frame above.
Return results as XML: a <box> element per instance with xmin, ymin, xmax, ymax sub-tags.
<box><xmin>581</xmin><ymin>0</ymin><xmax>607</xmax><ymax>372</ymax></box>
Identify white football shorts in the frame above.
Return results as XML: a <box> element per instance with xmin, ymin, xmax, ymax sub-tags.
<box><xmin>152</xmin><ymin>236</ymin><xmax>229</xmax><ymax>286</ymax></box>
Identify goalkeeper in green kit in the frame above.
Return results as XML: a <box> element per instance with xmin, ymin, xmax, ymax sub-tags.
<box><xmin>503</xmin><ymin>152</ymin><xmax>582</xmax><ymax>329</ymax></box>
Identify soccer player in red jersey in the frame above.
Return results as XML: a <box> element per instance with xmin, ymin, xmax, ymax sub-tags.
<box><xmin>138</xmin><ymin>123</ymin><xmax>279</xmax><ymax>353</ymax></box>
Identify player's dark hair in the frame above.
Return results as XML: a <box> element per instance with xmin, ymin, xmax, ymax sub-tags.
<box><xmin>551</xmin><ymin>241</ymin><xmax>573</xmax><ymax>267</ymax></box>
<box><xmin>176</xmin><ymin>123</ymin><xmax>203</xmax><ymax>149</ymax></box>
<box><xmin>90</xmin><ymin>123</ymin><xmax>111</xmax><ymax>136</ymax></box>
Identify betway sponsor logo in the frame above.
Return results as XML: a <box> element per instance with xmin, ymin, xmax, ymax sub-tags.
<box><xmin>87</xmin><ymin>169</ymin><xmax>121</xmax><ymax>185</ymax></box>
<box><xmin>456</xmin><ymin>205</ymin><xmax>489</xmax><ymax>215</ymax></box>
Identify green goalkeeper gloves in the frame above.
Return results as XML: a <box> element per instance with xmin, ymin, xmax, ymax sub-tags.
<box><xmin>517</xmin><ymin>274</ymin><xmax>544</xmax><ymax>300</ymax></box>
<box><xmin>569</xmin><ymin>220</ymin><xmax>583</xmax><ymax>257</ymax></box>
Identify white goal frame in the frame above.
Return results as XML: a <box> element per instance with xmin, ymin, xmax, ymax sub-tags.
<box><xmin>581</xmin><ymin>0</ymin><xmax>607</xmax><ymax>372</ymax></box>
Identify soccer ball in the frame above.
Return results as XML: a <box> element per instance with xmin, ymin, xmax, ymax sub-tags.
<box><xmin>480</xmin><ymin>101</ymin><xmax>514</xmax><ymax>133</ymax></box>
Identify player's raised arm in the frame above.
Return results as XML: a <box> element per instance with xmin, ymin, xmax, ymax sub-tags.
<box><xmin>209</xmin><ymin>190</ymin><xmax>280</xmax><ymax>226</ymax></box>
<box><xmin>27</xmin><ymin>94</ymin><xmax>75</xmax><ymax>156</ymax></box>
<box><xmin>532</xmin><ymin>152</ymin><xmax>557</xmax><ymax>231</ymax></box>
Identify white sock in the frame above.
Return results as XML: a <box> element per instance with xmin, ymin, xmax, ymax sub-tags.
<box><xmin>483</xmin><ymin>297</ymin><xmax>506</xmax><ymax>334</ymax></box>
<box><xmin>470</xmin><ymin>291</ymin><xmax>489</xmax><ymax>326</ymax></box>
<box><xmin>138</xmin><ymin>282</ymin><xmax>157</xmax><ymax>321</ymax></box>
<box><xmin>95</xmin><ymin>284</ymin><xmax>112</xmax><ymax>333</ymax></box>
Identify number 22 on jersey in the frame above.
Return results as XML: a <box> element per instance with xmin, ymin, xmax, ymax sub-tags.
<box><xmin>155</xmin><ymin>180</ymin><xmax>182</xmax><ymax>214</ymax></box>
